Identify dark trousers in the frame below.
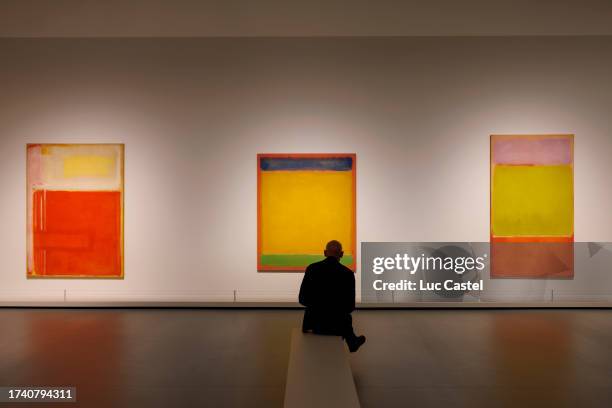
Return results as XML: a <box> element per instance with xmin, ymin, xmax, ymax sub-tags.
<box><xmin>302</xmin><ymin>309</ymin><xmax>357</xmax><ymax>341</ymax></box>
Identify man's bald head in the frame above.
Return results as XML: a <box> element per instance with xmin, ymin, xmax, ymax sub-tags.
<box><xmin>324</xmin><ymin>240</ymin><xmax>344</xmax><ymax>259</ymax></box>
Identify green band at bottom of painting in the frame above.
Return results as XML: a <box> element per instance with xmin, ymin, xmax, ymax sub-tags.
<box><xmin>260</xmin><ymin>254</ymin><xmax>354</xmax><ymax>268</ymax></box>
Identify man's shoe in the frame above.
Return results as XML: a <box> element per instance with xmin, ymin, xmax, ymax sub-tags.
<box><xmin>347</xmin><ymin>335</ymin><xmax>366</xmax><ymax>353</ymax></box>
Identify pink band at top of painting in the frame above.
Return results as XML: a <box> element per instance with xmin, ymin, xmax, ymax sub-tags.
<box><xmin>492</xmin><ymin>136</ymin><xmax>572</xmax><ymax>165</ymax></box>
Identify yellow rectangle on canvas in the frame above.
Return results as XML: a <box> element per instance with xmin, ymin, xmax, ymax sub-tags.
<box><xmin>260</xmin><ymin>170</ymin><xmax>353</xmax><ymax>255</ymax></box>
<box><xmin>63</xmin><ymin>156</ymin><xmax>116</xmax><ymax>178</ymax></box>
<box><xmin>492</xmin><ymin>165</ymin><xmax>573</xmax><ymax>237</ymax></box>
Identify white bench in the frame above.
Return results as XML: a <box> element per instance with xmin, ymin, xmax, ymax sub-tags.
<box><xmin>284</xmin><ymin>328</ymin><xmax>361</xmax><ymax>408</ymax></box>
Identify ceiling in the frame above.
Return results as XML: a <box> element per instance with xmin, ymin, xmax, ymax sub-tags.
<box><xmin>1</xmin><ymin>0</ymin><xmax>611</xmax><ymax>37</ymax></box>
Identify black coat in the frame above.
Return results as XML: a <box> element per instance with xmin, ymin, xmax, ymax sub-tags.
<box><xmin>298</xmin><ymin>257</ymin><xmax>355</xmax><ymax>334</ymax></box>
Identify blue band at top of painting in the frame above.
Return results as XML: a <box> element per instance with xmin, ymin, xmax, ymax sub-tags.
<box><xmin>260</xmin><ymin>157</ymin><xmax>353</xmax><ymax>171</ymax></box>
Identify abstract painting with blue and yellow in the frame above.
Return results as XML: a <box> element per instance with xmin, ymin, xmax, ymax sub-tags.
<box><xmin>257</xmin><ymin>154</ymin><xmax>356</xmax><ymax>272</ymax></box>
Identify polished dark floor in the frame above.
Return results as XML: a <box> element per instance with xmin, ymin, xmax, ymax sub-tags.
<box><xmin>1</xmin><ymin>309</ymin><xmax>611</xmax><ymax>408</ymax></box>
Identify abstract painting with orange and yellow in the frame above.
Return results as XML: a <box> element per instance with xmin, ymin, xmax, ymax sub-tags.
<box><xmin>27</xmin><ymin>144</ymin><xmax>124</xmax><ymax>278</ymax></box>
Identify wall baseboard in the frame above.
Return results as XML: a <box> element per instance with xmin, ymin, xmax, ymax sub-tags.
<box><xmin>1</xmin><ymin>301</ymin><xmax>611</xmax><ymax>308</ymax></box>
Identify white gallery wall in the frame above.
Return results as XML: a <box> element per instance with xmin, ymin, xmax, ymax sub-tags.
<box><xmin>0</xmin><ymin>37</ymin><xmax>611</xmax><ymax>303</ymax></box>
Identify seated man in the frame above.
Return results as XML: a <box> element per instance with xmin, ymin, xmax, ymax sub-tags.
<box><xmin>298</xmin><ymin>240</ymin><xmax>366</xmax><ymax>352</ymax></box>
